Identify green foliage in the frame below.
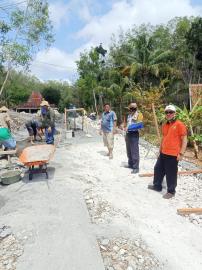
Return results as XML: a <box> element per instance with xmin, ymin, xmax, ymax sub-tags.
<box><xmin>1</xmin><ymin>0</ymin><xmax>53</xmax><ymax>68</ymax></box>
<box><xmin>75</xmin><ymin>16</ymin><xmax>202</xmax><ymax>120</ymax></box>
<box><xmin>0</xmin><ymin>69</ymin><xmax>43</xmax><ymax>107</ymax></box>
<box><xmin>42</xmin><ymin>81</ymin><xmax>73</xmax><ymax>111</ymax></box>
<box><xmin>42</xmin><ymin>87</ymin><xmax>61</xmax><ymax>106</ymax></box>
<box><xmin>0</xmin><ymin>0</ymin><xmax>54</xmax><ymax>97</ymax></box>
<box><xmin>186</xmin><ymin>17</ymin><xmax>202</xmax><ymax>61</ymax></box>
<box><xmin>156</xmin><ymin>102</ymin><xmax>202</xmax><ymax>146</ymax></box>
<box><xmin>176</xmin><ymin>104</ymin><xmax>202</xmax><ymax>129</ymax></box>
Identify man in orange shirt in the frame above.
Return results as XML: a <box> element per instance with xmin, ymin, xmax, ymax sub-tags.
<box><xmin>148</xmin><ymin>105</ymin><xmax>187</xmax><ymax>199</ymax></box>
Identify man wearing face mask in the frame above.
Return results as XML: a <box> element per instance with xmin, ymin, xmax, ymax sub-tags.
<box><xmin>39</xmin><ymin>100</ymin><xmax>55</xmax><ymax>144</ymax></box>
<box><xmin>125</xmin><ymin>103</ymin><xmax>143</xmax><ymax>174</ymax></box>
<box><xmin>148</xmin><ymin>105</ymin><xmax>187</xmax><ymax>199</ymax></box>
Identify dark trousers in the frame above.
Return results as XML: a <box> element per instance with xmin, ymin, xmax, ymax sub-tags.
<box><xmin>45</xmin><ymin>127</ymin><xmax>55</xmax><ymax>144</ymax></box>
<box><xmin>26</xmin><ymin>123</ymin><xmax>37</xmax><ymax>137</ymax></box>
<box><xmin>125</xmin><ymin>132</ymin><xmax>139</xmax><ymax>169</ymax></box>
<box><xmin>153</xmin><ymin>153</ymin><xmax>178</xmax><ymax>194</ymax></box>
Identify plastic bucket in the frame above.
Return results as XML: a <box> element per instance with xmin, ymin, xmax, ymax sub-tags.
<box><xmin>66</xmin><ymin>130</ymin><xmax>73</xmax><ymax>139</ymax></box>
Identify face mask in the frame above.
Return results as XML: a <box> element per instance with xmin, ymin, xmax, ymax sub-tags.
<box><xmin>130</xmin><ymin>108</ymin><xmax>137</xmax><ymax>112</ymax></box>
<box><xmin>41</xmin><ymin>107</ymin><xmax>47</xmax><ymax>115</ymax></box>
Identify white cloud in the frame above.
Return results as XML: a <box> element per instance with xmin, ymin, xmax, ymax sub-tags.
<box><xmin>30</xmin><ymin>47</ymin><xmax>78</xmax><ymax>82</ymax></box>
<box><xmin>77</xmin><ymin>0</ymin><xmax>202</xmax><ymax>46</ymax></box>
<box><xmin>30</xmin><ymin>0</ymin><xmax>202</xmax><ymax>80</ymax></box>
<box><xmin>49</xmin><ymin>2</ymin><xmax>70</xmax><ymax>29</ymax></box>
<box><xmin>78</xmin><ymin>5</ymin><xmax>92</xmax><ymax>22</ymax></box>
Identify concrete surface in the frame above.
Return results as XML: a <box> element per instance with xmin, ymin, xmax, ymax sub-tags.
<box><xmin>0</xmin><ymin>156</ymin><xmax>105</xmax><ymax>270</ymax></box>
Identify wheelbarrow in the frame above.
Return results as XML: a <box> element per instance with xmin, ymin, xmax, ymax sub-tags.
<box><xmin>19</xmin><ymin>144</ymin><xmax>55</xmax><ymax>180</ymax></box>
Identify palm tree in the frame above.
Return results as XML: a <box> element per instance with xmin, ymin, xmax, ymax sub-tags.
<box><xmin>122</xmin><ymin>32</ymin><xmax>174</xmax><ymax>90</ymax></box>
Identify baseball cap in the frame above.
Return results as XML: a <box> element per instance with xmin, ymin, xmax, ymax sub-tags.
<box><xmin>164</xmin><ymin>105</ymin><xmax>176</xmax><ymax>112</ymax></box>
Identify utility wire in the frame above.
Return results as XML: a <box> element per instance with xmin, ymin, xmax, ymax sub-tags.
<box><xmin>0</xmin><ymin>6</ymin><xmax>10</xmax><ymax>15</ymax></box>
<box><xmin>0</xmin><ymin>1</ymin><xmax>27</xmax><ymax>9</ymax></box>
<box><xmin>33</xmin><ymin>60</ymin><xmax>75</xmax><ymax>70</ymax></box>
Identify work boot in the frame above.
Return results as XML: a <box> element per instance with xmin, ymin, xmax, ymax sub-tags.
<box><xmin>148</xmin><ymin>184</ymin><xmax>162</xmax><ymax>192</ymax></box>
<box><xmin>131</xmin><ymin>168</ymin><xmax>139</xmax><ymax>174</ymax></box>
<box><xmin>162</xmin><ymin>192</ymin><xmax>175</xmax><ymax>199</ymax></box>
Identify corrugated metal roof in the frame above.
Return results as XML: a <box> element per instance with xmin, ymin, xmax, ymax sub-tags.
<box><xmin>17</xmin><ymin>92</ymin><xmax>43</xmax><ymax>109</ymax></box>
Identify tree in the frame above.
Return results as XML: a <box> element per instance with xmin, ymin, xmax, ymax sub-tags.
<box><xmin>0</xmin><ymin>0</ymin><xmax>54</xmax><ymax>97</ymax></box>
<box><xmin>0</xmin><ymin>69</ymin><xmax>43</xmax><ymax>107</ymax></box>
<box><xmin>177</xmin><ymin>98</ymin><xmax>202</xmax><ymax>159</ymax></box>
<box><xmin>42</xmin><ymin>87</ymin><xmax>61</xmax><ymax>106</ymax></box>
<box><xmin>76</xmin><ymin>47</ymin><xmax>106</xmax><ymax>112</ymax></box>
<box><xmin>186</xmin><ymin>17</ymin><xmax>202</xmax><ymax>83</ymax></box>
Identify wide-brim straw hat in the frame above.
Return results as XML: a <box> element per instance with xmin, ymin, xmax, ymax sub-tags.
<box><xmin>128</xmin><ymin>103</ymin><xmax>137</xmax><ymax>109</ymax></box>
<box><xmin>40</xmin><ymin>100</ymin><xmax>50</xmax><ymax>107</ymax></box>
<box><xmin>0</xmin><ymin>106</ymin><xmax>9</xmax><ymax>112</ymax></box>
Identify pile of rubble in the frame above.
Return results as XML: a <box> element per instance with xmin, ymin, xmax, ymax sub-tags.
<box><xmin>84</xmin><ymin>189</ymin><xmax>123</xmax><ymax>224</ymax></box>
<box><xmin>84</xmin><ymin>188</ymin><xmax>162</xmax><ymax>270</ymax></box>
<box><xmin>0</xmin><ymin>226</ymin><xmax>23</xmax><ymax>270</ymax></box>
<box><xmin>98</xmin><ymin>237</ymin><xmax>162</xmax><ymax>270</ymax></box>
<box><xmin>174</xmin><ymin>174</ymin><xmax>202</xmax><ymax>227</ymax></box>
<box><xmin>9</xmin><ymin>111</ymin><xmax>32</xmax><ymax>134</ymax></box>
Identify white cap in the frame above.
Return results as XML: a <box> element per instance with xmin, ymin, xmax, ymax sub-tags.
<box><xmin>164</xmin><ymin>105</ymin><xmax>176</xmax><ymax>112</ymax></box>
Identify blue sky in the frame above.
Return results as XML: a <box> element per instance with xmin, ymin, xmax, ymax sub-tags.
<box><xmin>1</xmin><ymin>0</ymin><xmax>202</xmax><ymax>82</ymax></box>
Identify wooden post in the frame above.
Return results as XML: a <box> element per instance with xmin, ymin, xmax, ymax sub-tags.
<box><xmin>82</xmin><ymin>109</ymin><xmax>84</xmax><ymax>131</ymax></box>
<box><xmin>177</xmin><ymin>208</ymin><xmax>202</xmax><ymax>216</ymax></box>
<box><xmin>93</xmin><ymin>89</ymin><xmax>99</xmax><ymax>118</ymax></box>
<box><xmin>64</xmin><ymin>108</ymin><xmax>67</xmax><ymax>130</ymax></box>
<box><xmin>151</xmin><ymin>103</ymin><xmax>161</xmax><ymax>143</ymax></box>
<box><xmin>139</xmin><ymin>169</ymin><xmax>202</xmax><ymax>177</ymax></box>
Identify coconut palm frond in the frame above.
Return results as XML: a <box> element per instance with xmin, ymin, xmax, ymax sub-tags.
<box><xmin>130</xmin><ymin>62</ymin><xmax>142</xmax><ymax>76</ymax></box>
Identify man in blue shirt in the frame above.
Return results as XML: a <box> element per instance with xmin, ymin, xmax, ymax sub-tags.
<box><xmin>100</xmin><ymin>103</ymin><xmax>117</xmax><ymax>159</ymax></box>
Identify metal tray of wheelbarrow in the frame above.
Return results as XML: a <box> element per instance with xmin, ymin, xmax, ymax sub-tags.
<box><xmin>19</xmin><ymin>144</ymin><xmax>55</xmax><ymax>180</ymax></box>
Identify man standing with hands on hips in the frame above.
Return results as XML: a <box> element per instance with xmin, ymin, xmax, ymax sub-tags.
<box><xmin>148</xmin><ymin>105</ymin><xmax>187</xmax><ymax>199</ymax></box>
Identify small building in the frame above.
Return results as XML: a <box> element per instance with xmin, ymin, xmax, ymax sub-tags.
<box><xmin>16</xmin><ymin>92</ymin><xmax>43</xmax><ymax>113</ymax></box>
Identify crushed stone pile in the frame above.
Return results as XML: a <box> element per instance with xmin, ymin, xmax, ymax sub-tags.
<box><xmin>98</xmin><ymin>237</ymin><xmax>162</xmax><ymax>270</ymax></box>
<box><xmin>9</xmin><ymin>111</ymin><xmax>33</xmax><ymax>134</ymax></box>
<box><xmin>0</xmin><ymin>226</ymin><xmax>24</xmax><ymax>270</ymax></box>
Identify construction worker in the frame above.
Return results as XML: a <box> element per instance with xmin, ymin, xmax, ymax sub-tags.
<box><xmin>100</xmin><ymin>103</ymin><xmax>117</xmax><ymax>159</ymax></box>
<box><xmin>148</xmin><ymin>105</ymin><xmax>187</xmax><ymax>199</ymax></box>
<box><xmin>125</xmin><ymin>103</ymin><xmax>143</xmax><ymax>174</ymax></box>
<box><xmin>25</xmin><ymin>119</ymin><xmax>43</xmax><ymax>144</ymax></box>
<box><xmin>0</xmin><ymin>106</ymin><xmax>16</xmax><ymax>149</ymax></box>
<box><xmin>39</xmin><ymin>100</ymin><xmax>55</xmax><ymax>144</ymax></box>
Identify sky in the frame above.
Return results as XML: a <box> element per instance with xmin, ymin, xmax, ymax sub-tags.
<box><xmin>1</xmin><ymin>0</ymin><xmax>202</xmax><ymax>82</ymax></box>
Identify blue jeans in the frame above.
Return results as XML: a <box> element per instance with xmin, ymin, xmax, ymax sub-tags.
<box><xmin>1</xmin><ymin>137</ymin><xmax>16</xmax><ymax>149</ymax></box>
<box><xmin>45</xmin><ymin>127</ymin><xmax>55</xmax><ymax>144</ymax></box>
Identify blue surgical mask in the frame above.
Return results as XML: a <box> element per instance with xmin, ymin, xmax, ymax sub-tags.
<box><xmin>41</xmin><ymin>106</ymin><xmax>47</xmax><ymax>115</ymax></box>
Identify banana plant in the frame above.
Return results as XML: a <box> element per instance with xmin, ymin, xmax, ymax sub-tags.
<box><xmin>176</xmin><ymin>98</ymin><xmax>202</xmax><ymax>159</ymax></box>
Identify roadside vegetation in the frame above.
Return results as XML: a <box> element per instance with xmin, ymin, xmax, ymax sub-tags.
<box><xmin>0</xmin><ymin>6</ymin><xmax>201</xmax><ymax>157</ymax></box>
